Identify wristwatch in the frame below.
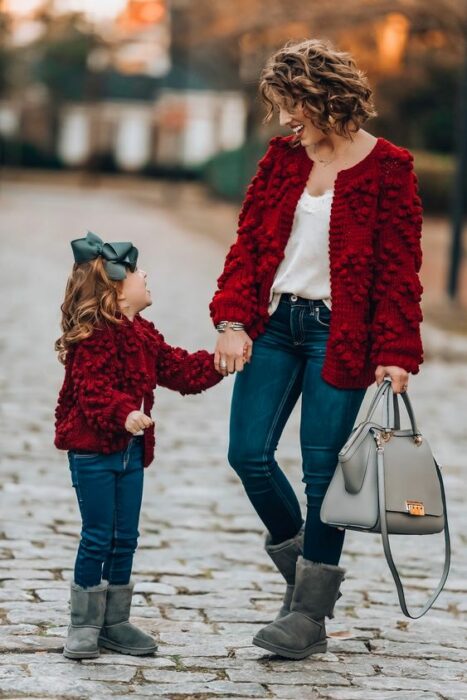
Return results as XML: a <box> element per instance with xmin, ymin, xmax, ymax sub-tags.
<box><xmin>216</xmin><ymin>321</ymin><xmax>245</xmax><ymax>333</ymax></box>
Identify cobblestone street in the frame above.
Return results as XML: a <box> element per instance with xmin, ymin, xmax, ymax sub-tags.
<box><xmin>0</xmin><ymin>176</ymin><xmax>466</xmax><ymax>700</ymax></box>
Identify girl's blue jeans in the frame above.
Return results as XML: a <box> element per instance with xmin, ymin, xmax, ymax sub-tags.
<box><xmin>68</xmin><ymin>435</ymin><xmax>144</xmax><ymax>588</ymax></box>
<box><xmin>228</xmin><ymin>294</ymin><xmax>367</xmax><ymax>565</ymax></box>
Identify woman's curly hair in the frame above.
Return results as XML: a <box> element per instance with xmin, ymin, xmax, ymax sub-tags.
<box><xmin>259</xmin><ymin>38</ymin><xmax>377</xmax><ymax>140</ymax></box>
<box><xmin>55</xmin><ymin>257</ymin><xmax>123</xmax><ymax>364</ymax></box>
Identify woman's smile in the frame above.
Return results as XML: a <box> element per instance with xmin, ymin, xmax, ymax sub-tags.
<box><xmin>291</xmin><ymin>123</ymin><xmax>305</xmax><ymax>136</ymax></box>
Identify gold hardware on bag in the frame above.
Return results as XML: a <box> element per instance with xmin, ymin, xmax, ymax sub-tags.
<box><xmin>405</xmin><ymin>500</ymin><xmax>425</xmax><ymax>516</ymax></box>
<box><xmin>374</xmin><ymin>430</ymin><xmax>393</xmax><ymax>451</ymax></box>
<box><xmin>413</xmin><ymin>434</ymin><xmax>423</xmax><ymax>446</ymax></box>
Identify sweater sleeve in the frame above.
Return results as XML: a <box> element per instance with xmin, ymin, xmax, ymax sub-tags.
<box><xmin>156</xmin><ymin>335</ymin><xmax>223</xmax><ymax>395</ymax></box>
<box><xmin>71</xmin><ymin>331</ymin><xmax>140</xmax><ymax>432</ymax></box>
<box><xmin>209</xmin><ymin>138</ymin><xmax>278</xmax><ymax>327</ymax></box>
<box><xmin>369</xmin><ymin>153</ymin><xmax>424</xmax><ymax>374</ymax></box>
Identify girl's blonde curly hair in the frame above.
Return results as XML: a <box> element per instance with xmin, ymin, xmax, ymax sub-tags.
<box><xmin>55</xmin><ymin>257</ymin><xmax>123</xmax><ymax>364</ymax></box>
<box><xmin>259</xmin><ymin>38</ymin><xmax>377</xmax><ymax>140</ymax></box>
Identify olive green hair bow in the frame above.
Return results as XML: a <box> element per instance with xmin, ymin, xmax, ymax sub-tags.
<box><xmin>70</xmin><ymin>231</ymin><xmax>138</xmax><ymax>281</ymax></box>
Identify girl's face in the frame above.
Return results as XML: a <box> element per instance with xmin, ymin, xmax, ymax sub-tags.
<box><xmin>277</xmin><ymin>101</ymin><xmax>326</xmax><ymax>147</ymax></box>
<box><xmin>119</xmin><ymin>267</ymin><xmax>152</xmax><ymax>317</ymax></box>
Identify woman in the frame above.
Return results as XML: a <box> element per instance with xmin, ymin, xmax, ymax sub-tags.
<box><xmin>210</xmin><ymin>38</ymin><xmax>423</xmax><ymax>660</ymax></box>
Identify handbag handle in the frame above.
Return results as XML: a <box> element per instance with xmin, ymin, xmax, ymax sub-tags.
<box><xmin>365</xmin><ymin>378</ymin><xmax>392</xmax><ymax>419</ymax></box>
<box><xmin>366</xmin><ymin>379</ymin><xmax>420</xmax><ymax>437</ymax></box>
<box><xmin>385</xmin><ymin>388</ymin><xmax>400</xmax><ymax>430</ymax></box>
<box><xmin>377</xmin><ymin>447</ymin><xmax>451</xmax><ymax>618</ymax></box>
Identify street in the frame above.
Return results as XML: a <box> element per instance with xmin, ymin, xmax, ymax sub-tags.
<box><xmin>0</xmin><ymin>176</ymin><xmax>466</xmax><ymax>700</ymax></box>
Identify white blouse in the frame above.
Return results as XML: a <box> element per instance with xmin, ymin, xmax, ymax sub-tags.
<box><xmin>268</xmin><ymin>186</ymin><xmax>333</xmax><ymax>315</ymax></box>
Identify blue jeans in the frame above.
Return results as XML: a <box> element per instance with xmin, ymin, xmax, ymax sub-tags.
<box><xmin>228</xmin><ymin>295</ymin><xmax>366</xmax><ymax>565</ymax></box>
<box><xmin>68</xmin><ymin>436</ymin><xmax>144</xmax><ymax>588</ymax></box>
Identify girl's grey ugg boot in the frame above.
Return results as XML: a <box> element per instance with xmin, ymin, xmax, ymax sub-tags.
<box><xmin>98</xmin><ymin>582</ymin><xmax>157</xmax><ymax>656</ymax></box>
<box><xmin>253</xmin><ymin>556</ymin><xmax>345</xmax><ymax>659</ymax></box>
<box><xmin>264</xmin><ymin>525</ymin><xmax>304</xmax><ymax>620</ymax></box>
<box><xmin>63</xmin><ymin>581</ymin><xmax>108</xmax><ymax>659</ymax></box>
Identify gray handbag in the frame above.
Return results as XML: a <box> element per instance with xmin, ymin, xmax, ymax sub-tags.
<box><xmin>320</xmin><ymin>378</ymin><xmax>450</xmax><ymax>618</ymax></box>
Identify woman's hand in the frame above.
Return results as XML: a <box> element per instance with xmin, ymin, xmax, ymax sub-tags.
<box><xmin>125</xmin><ymin>410</ymin><xmax>154</xmax><ymax>434</ymax></box>
<box><xmin>214</xmin><ymin>329</ymin><xmax>253</xmax><ymax>376</ymax></box>
<box><xmin>375</xmin><ymin>365</ymin><xmax>409</xmax><ymax>394</ymax></box>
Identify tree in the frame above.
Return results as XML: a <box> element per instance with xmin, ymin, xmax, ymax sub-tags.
<box><xmin>0</xmin><ymin>9</ymin><xmax>12</xmax><ymax>97</ymax></box>
<box><xmin>31</xmin><ymin>10</ymin><xmax>104</xmax><ymax>102</ymax></box>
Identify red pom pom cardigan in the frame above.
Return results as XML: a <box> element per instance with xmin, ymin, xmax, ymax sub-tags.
<box><xmin>209</xmin><ymin>135</ymin><xmax>424</xmax><ymax>389</ymax></box>
<box><xmin>54</xmin><ymin>314</ymin><xmax>222</xmax><ymax>467</ymax></box>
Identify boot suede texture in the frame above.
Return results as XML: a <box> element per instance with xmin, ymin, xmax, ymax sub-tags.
<box><xmin>264</xmin><ymin>525</ymin><xmax>304</xmax><ymax>620</ymax></box>
<box><xmin>63</xmin><ymin>581</ymin><xmax>108</xmax><ymax>659</ymax></box>
<box><xmin>98</xmin><ymin>582</ymin><xmax>157</xmax><ymax>656</ymax></box>
<box><xmin>253</xmin><ymin>556</ymin><xmax>346</xmax><ymax>660</ymax></box>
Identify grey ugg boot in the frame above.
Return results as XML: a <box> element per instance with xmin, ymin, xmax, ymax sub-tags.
<box><xmin>264</xmin><ymin>525</ymin><xmax>304</xmax><ymax>620</ymax></box>
<box><xmin>98</xmin><ymin>582</ymin><xmax>157</xmax><ymax>656</ymax></box>
<box><xmin>253</xmin><ymin>556</ymin><xmax>345</xmax><ymax>659</ymax></box>
<box><xmin>63</xmin><ymin>581</ymin><xmax>108</xmax><ymax>659</ymax></box>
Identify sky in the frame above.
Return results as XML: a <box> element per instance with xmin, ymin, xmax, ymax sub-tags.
<box><xmin>5</xmin><ymin>0</ymin><xmax>128</xmax><ymax>20</ymax></box>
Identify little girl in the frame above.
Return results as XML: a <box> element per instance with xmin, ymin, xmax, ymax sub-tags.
<box><xmin>54</xmin><ymin>231</ymin><xmax>222</xmax><ymax>659</ymax></box>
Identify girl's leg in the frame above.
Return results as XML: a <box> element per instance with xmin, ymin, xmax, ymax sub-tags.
<box><xmin>68</xmin><ymin>452</ymin><xmax>118</xmax><ymax>587</ymax></box>
<box><xmin>300</xmin><ymin>357</ymin><xmax>366</xmax><ymax>565</ymax></box>
<box><xmin>98</xmin><ymin>437</ymin><xmax>157</xmax><ymax>656</ymax></box>
<box><xmin>102</xmin><ymin>438</ymin><xmax>144</xmax><ymax>584</ymax></box>
<box><xmin>228</xmin><ymin>302</ymin><xmax>305</xmax><ymax>544</ymax></box>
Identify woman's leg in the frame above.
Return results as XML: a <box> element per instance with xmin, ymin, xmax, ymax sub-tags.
<box><xmin>102</xmin><ymin>438</ymin><xmax>144</xmax><ymax>585</ymax></box>
<box><xmin>228</xmin><ymin>303</ymin><xmax>305</xmax><ymax>544</ymax></box>
<box><xmin>68</xmin><ymin>452</ymin><xmax>118</xmax><ymax>587</ymax></box>
<box><xmin>300</xmin><ymin>356</ymin><xmax>366</xmax><ymax>565</ymax></box>
<box><xmin>251</xmin><ymin>300</ymin><xmax>366</xmax><ymax>659</ymax></box>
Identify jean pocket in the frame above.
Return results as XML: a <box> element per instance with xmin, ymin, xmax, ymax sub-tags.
<box><xmin>314</xmin><ymin>305</ymin><xmax>331</xmax><ymax>328</ymax></box>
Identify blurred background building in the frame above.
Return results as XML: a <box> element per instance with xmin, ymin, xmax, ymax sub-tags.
<box><xmin>0</xmin><ymin>0</ymin><xmax>466</xmax><ymax>302</ymax></box>
<box><xmin>0</xmin><ymin>0</ymin><xmax>248</xmax><ymax>172</ymax></box>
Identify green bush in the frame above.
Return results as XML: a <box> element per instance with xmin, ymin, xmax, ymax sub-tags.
<box><xmin>412</xmin><ymin>151</ymin><xmax>460</xmax><ymax>215</ymax></box>
<box><xmin>202</xmin><ymin>139</ymin><xmax>268</xmax><ymax>201</ymax></box>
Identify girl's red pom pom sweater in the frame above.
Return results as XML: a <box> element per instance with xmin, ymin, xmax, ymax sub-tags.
<box><xmin>209</xmin><ymin>135</ymin><xmax>424</xmax><ymax>389</ymax></box>
<box><xmin>54</xmin><ymin>315</ymin><xmax>222</xmax><ymax>467</ymax></box>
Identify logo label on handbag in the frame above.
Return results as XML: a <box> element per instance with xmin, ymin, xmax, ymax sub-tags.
<box><xmin>405</xmin><ymin>500</ymin><xmax>425</xmax><ymax>516</ymax></box>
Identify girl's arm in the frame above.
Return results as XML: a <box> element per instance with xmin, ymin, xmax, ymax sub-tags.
<box><xmin>71</xmin><ymin>331</ymin><xmax>140</xmax><ymax>432</ymax></box>
<box><xmin>370</xmin><ymin>151</ymin><xmax>424</xmax><ymax>374</ymax></box>
<box><xmin>156</xmin><ymin>335</ymin><xmax>223</xmax><ymax>395</ymax></box>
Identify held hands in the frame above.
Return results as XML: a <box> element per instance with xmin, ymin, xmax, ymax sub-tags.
<box><xmin>214</xmin><ymin>329</ymin><xmax>253</xmax><ymax>376</ymax></box>
<box><xmin>375</xmin><ymin>365</ymin><xmax>409</xmax><ymax>394</ymax></box>
<box><xmin>125</xmin><ymin>410</ymin><xmax>154</xmax><ymax>435</ymax></box>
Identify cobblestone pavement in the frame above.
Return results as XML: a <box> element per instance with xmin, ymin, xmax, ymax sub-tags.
<box><xmin>0</xmin><ymin>178</ymin><xmax>466</xmax><ymax>700</ymax></box>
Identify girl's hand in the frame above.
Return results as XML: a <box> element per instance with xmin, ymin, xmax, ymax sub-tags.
<box><xmin>214</xmin><ymin>329</ymin><xmax>253</xmax><ymax>376</ymax></box>
<box><xmin>125</xmin><ymin>410</ymin><xmax>154</xmax><ymax>434</ymax></box>
<box><xmin>375</xmin><ymin>365</ymin><xmax>409</xmax><ymax>394</ymax></box>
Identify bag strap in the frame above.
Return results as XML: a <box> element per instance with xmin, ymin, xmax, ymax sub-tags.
<box><xmin>366</xmin><ymin>380</ymin><xmax>420</xmax><ymax>437</ymax></box>
<box><xmin>365</xmin><ymin>379</ymin><xmax>392</xmax><ymax>420</ymax></box>
<box><xmin>376</xmin><ymin>445</ymin><xmax>451</xmax><ymax>618</ymax></box>
<box><xmin>366</xmin><ymin>379</ymin><xmax>401</xmax><ymax>427</ymax></box>
<box><xmin>385</xmin><ymin>389</ymin><xmax>400</xmax><ymax>430</ymax></box>
<box><xmin>395</xmin><ymin>391</ymin><xmax>420</xmax><ymax>436</ymax></box>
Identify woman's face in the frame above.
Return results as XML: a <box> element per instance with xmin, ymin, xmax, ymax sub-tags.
<box><xmin>277</xmin><ymin>101</ymin><xmax>326</xmax><ymax>147</ymax></box>
<box><xmin>120</xmin><ymin>267</ymin><xmax>152</xmax><ymax>314</ymax></box>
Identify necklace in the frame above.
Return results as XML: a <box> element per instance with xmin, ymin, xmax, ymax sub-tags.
<box><xmin>312</xmin><ymin>139</ymin><xmax>353</xmax><ymax>167</ymax></box>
